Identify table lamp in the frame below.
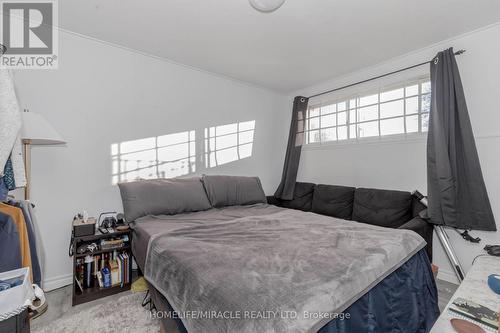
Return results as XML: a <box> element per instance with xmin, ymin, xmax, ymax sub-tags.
<box><xmin>21</xmin><ymin>109</ymin><xmax>66</xmax><ymax>200</ymax></box>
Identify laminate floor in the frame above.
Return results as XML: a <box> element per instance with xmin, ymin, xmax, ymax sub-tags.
<box><xmin>436</xmin><ymin>278</ymin><xmax>459</xmax><ymax>311</ymax></box>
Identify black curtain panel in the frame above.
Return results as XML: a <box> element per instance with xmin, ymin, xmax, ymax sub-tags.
<box><xmin>427</xmin><ymin>48</ymin><xmax>496</xmax><ymax>231</ymax></box>
<box><xmin>275</xmin><ymin>96</ymin><xmax>309</xmax><ymax>200</ymax></box>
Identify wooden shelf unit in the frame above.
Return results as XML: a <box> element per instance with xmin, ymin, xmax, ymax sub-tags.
<box><xmin>72</xmin><ymin>230</ymin><xmax>132</xmax><ymax>306</ymax></box>
<box><xmin>74</xmin><ymin>245</ymin><xmax>131</xmax><ymax>258</ymax></box>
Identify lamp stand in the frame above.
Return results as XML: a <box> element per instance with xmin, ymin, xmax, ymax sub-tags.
<box><xmin>435</xmin><ymin>225</ymin><xmax>465</xmax><ymax>282</ymax></box>
<box><xmin>22</xmin><ymin>139</ymin><xmax>32</xmax><ymax>200</ymax></box>
<box><xmin>412</xmin><ymin>190</ymin><xmax>465</xmax><ymax>283</ymax></box>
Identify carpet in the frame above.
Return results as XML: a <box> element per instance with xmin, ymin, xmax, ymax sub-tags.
<box><xmin>31</xmin><ymin>292</ymin><xmax>159</xmax><ymax>333</ymax></box>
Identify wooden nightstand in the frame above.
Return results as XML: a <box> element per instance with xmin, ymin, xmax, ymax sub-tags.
<box><xmin>71</xmin><ymin>229</ymin><xmax>132</xmax><ymax>306</ymax></box>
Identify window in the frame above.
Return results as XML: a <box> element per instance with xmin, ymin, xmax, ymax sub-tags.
<box><xmin>305</xmin><ymin>78</ymin><xmax>431</xmax><ymax>144</ymax></box>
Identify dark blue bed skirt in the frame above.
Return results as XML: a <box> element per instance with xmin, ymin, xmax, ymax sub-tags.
<box><xmin>159</xmin><ymin>249</ymin><xmax>440</xmax><ymax>333</ymax></box>
<box><xmin>318</xmin><ymin>250</ymin><xmax>440</xmax><ymax>333</ymax></box>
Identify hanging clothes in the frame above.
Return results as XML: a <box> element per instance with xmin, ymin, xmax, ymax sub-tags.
<box><xmin>0</xmin><ymin>211</ymin><xmax>22</xmax><ymax>272</ymax></box>
<box><xmin>10</xmin><ymin>134</ymin><xmax>26</xmax><ymax>188</ymax></box>
<box><xmin>7</xmin><ymin>199</ymin><xmax>41</xmax><ymax>285</ymax></box>
<box><xmin>2</xmin><ymin>156</ymin><xmax>16</xmax><ymax>190</ymax></box>
<box><xmin>0</xmin><ymin>69</ymin><xmax>22</xmax><ymax>173</ymax></box>
<box><xmin>27</xmin><ymin>201</ymin><xmax>44</xmax><ymax>286</ymax></box>
<box><xmin>0</xmin><ymin>158</ymin><xmax>13</xmax><ymax>200</ymax></box>
<box><xmin>0</xmin><ymin>69</ymin><xmax>26</xmax><ymax>195</ymax></box>
<box><xmin>0</xmin><ymin>179</ymin><xmax>8</xmax><ymax>201</ymax></box>
<box><xmin>0</xmin><ymin>202</ymin><xmax>33</xmax><ymax>282</ymax></box>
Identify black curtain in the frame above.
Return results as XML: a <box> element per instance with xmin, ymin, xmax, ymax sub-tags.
<box><xmin>275</xmin><ymin>96</ymin><xmax>309</xmax><ymax>200</ymax></box>
<box><xmin>427</xmin><ymin>48</ymin><xmax>496</xmax><ymax>231</ymax></box>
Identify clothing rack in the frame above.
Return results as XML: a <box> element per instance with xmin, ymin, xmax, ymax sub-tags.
<box><xmin>307</xmin><ymin>49</ymin><xmax>466</xmax><ymax>99</ymax></box>
<box><xmin>0</xmin><ymin>198</ymin><xmax>43</xmax><ymax>286</ymax></box>
<box><xmin>1</xmin><ymin>47</ymin><xmax>42</xmax><ymax>288</ymax></box>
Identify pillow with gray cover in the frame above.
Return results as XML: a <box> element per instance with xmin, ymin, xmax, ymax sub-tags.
<box><xmin>202</xmin><ymin>175</ymin><xmax>266</xmax><ymax>207</ymax></box>
<box><xmin>118</xmin><ymin>177</ymin><xmax>212</xmax><ymax>222</ymax></box>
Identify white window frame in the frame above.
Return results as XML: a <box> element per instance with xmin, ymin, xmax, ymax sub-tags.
<box><xmin>304</xmin><ymin>76</ymin><xmax>431</xmax><ymax>148</ymax></box>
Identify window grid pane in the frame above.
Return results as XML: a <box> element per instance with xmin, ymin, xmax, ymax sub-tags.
<box><xmin>403</xmin><ymin>84</ymin><xmax>407</xmax><ymax>133</ymax></box>
<box><xmin>304</xmin><ymin>78</ymin><xmax>430</xmax><ymax>144</ymax></box>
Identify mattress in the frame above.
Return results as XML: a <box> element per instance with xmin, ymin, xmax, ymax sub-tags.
<box><xmin>132</xmin><ymin>204</ymin><xmax>439</xmax><ymax>332</ymax></box>
<box><xmin>132</xmin><ymin>204</ymin><xmax>281</xmax><ymax>270</ymax></box>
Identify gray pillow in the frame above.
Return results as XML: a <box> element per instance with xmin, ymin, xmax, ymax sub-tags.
<box><xmin>118</xmin><ymin>177</ymin><xmax>212</xmax><ymax>221</ymax></box>
<box><xmin>202</xmin><ymin>175</ymin><xmax>266</xmax><ymax>207</ymax></box>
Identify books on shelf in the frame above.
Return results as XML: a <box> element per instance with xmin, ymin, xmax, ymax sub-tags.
<box><xmin>448</xmin><ymin>297</ymin><xmax>499</xmax><ymax>332</ymax></box>
<box><xmin>74</xmin><ymin>250</ymin><xmax>131</xmax><ymax>291</ymax></box>
<box><xmin>109</xmin><ymin>260</ymin><xmax>120</xmax><ymax>286</ymax></box>
<box><xmin>96</xmin><ymin>271</ymin><xmax>103</xmax><ymax>288</ymax></box>
<box><xmin>74</xmin><ymin>276</ymin><xmax>83</xmax><ymax>293</ymax></box>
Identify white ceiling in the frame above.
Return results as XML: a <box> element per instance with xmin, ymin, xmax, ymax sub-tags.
<box><xmin>60</xmin><ymin>0</ymin><xmax>500</xmax><ymax>92</ymax></box>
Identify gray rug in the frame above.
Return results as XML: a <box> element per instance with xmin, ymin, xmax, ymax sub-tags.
<box><xmin>32</xmin><ymin>292</ymin><xmax>159</xmax><ymax>333</ymax></box>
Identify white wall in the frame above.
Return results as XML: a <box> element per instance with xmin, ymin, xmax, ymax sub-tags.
<box><xmin>13</xmin><ymin>21</ymin><xmax>500</xmax><ymax>290</ymax></box>
<box><xmin>12</xmin><ymin>31</ymin><xmax>286</xmax><ymax>290</ymax></box>
<box><xmin>283</xmin><ymin>22</ymin><xmax>500</xmax><ymax>284</ymax></box>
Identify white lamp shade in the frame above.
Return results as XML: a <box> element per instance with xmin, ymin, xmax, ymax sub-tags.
<box><xmin>21</xmin><ymin>111</ymin><xmax>66</xmax><ymax>145</ymax></box>
<box><xmin>249</xmin><ymin>0</ymin><xmax>286</xmax><ymax>12</ymax></box>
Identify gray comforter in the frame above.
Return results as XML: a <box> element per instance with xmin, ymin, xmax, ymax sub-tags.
<box><xmin>143</xmin><ymin>204</ymin><xmax>425</xmax><ymax>333</ymax></box>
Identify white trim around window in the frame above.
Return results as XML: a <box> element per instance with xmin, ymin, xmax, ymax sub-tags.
<box><xmin>303</xmin><ymin>76</ymin><xmax>431</xmax><ymax>147</ymax></box>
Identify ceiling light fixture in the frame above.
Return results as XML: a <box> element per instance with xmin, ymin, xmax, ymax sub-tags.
<box><xmin>249</xmin><ymin>0</ymin><xmax>286</xmax><ymax>12</ymax></box>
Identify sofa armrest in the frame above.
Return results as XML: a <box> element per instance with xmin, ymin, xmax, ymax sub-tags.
<box><xmin>398</xmin><ymin>216</ymin><xmax>434</xmax><ymax>261</ymax></box>
<box><xmin>266</xmin><ymin>196</ymin><xmax>280</xmax><ymax>206</ymax></box>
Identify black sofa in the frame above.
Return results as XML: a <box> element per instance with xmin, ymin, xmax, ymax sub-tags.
<box><xmin>267</xmin><ymin>182</ymin><xmax>433</xmax><ymax>261</ymax></box>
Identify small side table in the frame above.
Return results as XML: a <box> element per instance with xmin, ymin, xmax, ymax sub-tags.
<box><xmin>430</xmin><ymin>255</ymin><xmax>500</xmax><ymax>332</ymax></box>
<box><xmin>71</xmin><ymin>229</ymin><xmax>133</xmax><ymax>306</ymax></box>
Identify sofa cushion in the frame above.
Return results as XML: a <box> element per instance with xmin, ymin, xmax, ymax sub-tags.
<box><xmin>352</xmin><ymin>188</ymin><xmax>412</xmax><ymax>228</ymax></box>
<box><xmin>274</xmin><ymin>182</ymin><xmax>315</xmax><ymax>211</ymax></box>
<box><xmin>312</xmin><ymin>184</ymin><xmax>355</xmax><ymax>219</ymax></box>
<box><xmin>399</xmin><ymin>216</ymin><xmax>433</xmax><ymax>261</ymax></box>
<box><xmin>411</xmin><ymin>196</ymin><xmax>427</xmax><ymax>218</ymax></box>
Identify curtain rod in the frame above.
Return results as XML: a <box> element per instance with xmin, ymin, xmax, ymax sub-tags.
<box><xmin>307</xmin><ymin>49</ymin><xmax>466</xmax><ymax>99</ymax></box>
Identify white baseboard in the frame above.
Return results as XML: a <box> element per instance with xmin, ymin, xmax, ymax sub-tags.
<box><xmin>43</xmin><ymin>273</ymin><xmax>73</xmax><ymax>291</ymax></box>
<box><xmin>437</xmin><ymin>268</ymin><xmax>460</xmax><ymax>285</ymax></box>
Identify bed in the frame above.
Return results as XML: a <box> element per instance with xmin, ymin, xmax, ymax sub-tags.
<box><xmin>119</xmin><ymin>176</ymin><xmax>439</xmax><ymax>333</ymax></box>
